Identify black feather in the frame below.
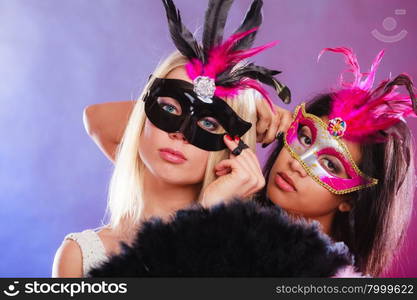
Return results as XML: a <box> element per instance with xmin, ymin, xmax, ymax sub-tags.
<box><xmin>232</xmin><ymin>0</ymin><xmax>263</xmax><ymax>51</ymax></box>
<box><xmin>275</xmin><ymin>80</ymin><xmax>292</xmax><ymax>104</ymax></box>
<box><xmin>217</xmin><ymin>64</ymin><xmax>292</xmax><ymax>104</ymax></box>
<box><xmin>384</xmin><ymin>74</ymin><xmax>417</xmax><ymax>113</ymax></box>
<box><xmin>88</xmin><ymin>200</ymin><xmax>352</xmax><ymax>277</ymax></box>
<box><xmin>162</xmin><ymin>0</ymin><xmax>202</xmax><ymax>60</ymax></box>
<box><xmin>202</xmin><ymin>0</ymin><xmax>234</xmax><ymax>61</ymax></box>
<box><xmin>217</xmin><ymin>63</ymin><xmax>279</xmax><ymax>85</ymax></box>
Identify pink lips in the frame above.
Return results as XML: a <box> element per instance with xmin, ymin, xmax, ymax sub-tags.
<box><xmin>159</xmin><ymin>148</ymin><xmax>187</xmax><ymax>164</ymax></box>
<box><xmin>275</xmin><ymin>172</ymin><xmax>297</xmax><ymax>192</ymax></box>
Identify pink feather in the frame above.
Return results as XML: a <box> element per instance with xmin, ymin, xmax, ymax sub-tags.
<box><xmin>185</xmin><ymin>27</ymin><xmax>278</xmax><ymax>112</ymax></box>
<box><xmin>320</xmin><ymin>47</ymin><xmax>417</xmax><ymax>143</ymax></box>
<box><xmin>185</xmin><ymin>58</ymin><xmax>204</xmax><ymax>79</ymax></box>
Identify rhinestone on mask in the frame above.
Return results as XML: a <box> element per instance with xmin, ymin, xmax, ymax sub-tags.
<box><xmin>193</xmin><ymin>76</ymin><xmax>215</xmax><ymax>103</ymax></box>
<box><xmin>328</xmin><ymin>117</ymin><xmax>347</xmax><ymax>137</ymax></box>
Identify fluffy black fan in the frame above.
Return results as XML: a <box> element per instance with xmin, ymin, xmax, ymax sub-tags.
<box><xmin>88</xmin><ymin>200</ymin><xmax>353</xmax><ymax>277</ymax></box>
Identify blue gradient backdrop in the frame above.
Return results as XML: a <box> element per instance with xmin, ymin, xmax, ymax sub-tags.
<box><xmin>0</xmin><ymin>0</ymin><xmax>416</xmax><ymax>277</ymax></box>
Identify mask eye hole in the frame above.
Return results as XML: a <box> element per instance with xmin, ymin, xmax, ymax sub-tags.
<box><xmin>318</xmin><ymin>155</ymin><xmax>350</xmax><ymax>179</ymax></box>
<box><xmin>197</xmin><ymin>117</ymin><xmax>225</xmax><ymax>134</ymax></box>
<box><xmin>157</xmin><ymin>97</ymin><xmax>182</xmax><ymax>115</ymax></box>
<box><xmin>297</xmin><ymin>124</ymin><xmax>313</xmax><ymax>147</ymax></box>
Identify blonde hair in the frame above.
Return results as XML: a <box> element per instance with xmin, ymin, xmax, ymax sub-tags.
<box><xmin>105</xmin><ymin>51</ymin><xmax>257</xmax><ymax>236</ymax></box>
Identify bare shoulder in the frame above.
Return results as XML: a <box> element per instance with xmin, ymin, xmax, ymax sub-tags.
<box><xmin>51</xmin><ymin>239</ymin><xmax>83</xmax><ymax>278</ymax></box>
<box><xmin>96</xmin><ymin>226</ymin><xmax>124</xmax><ymax>256</ymax></box>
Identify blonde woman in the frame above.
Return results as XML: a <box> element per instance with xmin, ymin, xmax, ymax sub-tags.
<box><xmin>52</xmin><ymin>0</ymin><xmax>293</xmax><ymax>277</ymax></box>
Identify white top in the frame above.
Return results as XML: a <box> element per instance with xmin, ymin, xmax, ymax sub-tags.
<box><xmin>64</xmin><ymin>228</ymin><xmax>108</xmax><ymax>277</ymax></box>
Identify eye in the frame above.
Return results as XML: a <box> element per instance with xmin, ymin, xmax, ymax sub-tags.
<box><xmin>161</xmin><ymin>104</ymin><xmax>178</xmax><ymax>114</ymax></box>
<box><xmin>301</xmin><ymin>135</ymin><xmax>312</xmax><ymax>146</ymax></box>
<box><xmin>319</xmin><ymin>156</ymin><xmax>348</xmax><ymax>178</ymax></box>
<box><xmin>298</xmin><ymin>125</ymin><xmax>312</xmax><ymax>146</ymax></box>
<box><xmin>198</xmin><ymin>117</ymin><xmax>220</xmax><ymax>132</ymax></box>
<box><xmin>157</xmin><ymin>97</ymin><xmax>182</xmax><ymax>115</ymax></box>
<box><xmin>321</xmin><ymin>158</ymin><xmax>338</xmax><ymax>173</ymax></box>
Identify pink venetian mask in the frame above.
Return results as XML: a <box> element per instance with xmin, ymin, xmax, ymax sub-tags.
<box><xmin>283</xmin><ymin>103</ymin><xmax>378</xmax><ymax>194</ymax></box>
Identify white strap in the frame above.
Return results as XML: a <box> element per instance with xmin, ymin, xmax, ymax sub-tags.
<box><xmin>65</xmin><ymin>229</ymin><xmax>108</xmax><ymax>276</ymax></box>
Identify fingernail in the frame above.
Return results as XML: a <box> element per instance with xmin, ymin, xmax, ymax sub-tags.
<box><xmin>234</xmin><ymin>135</ymin><xmax>240</xmax><ymax>142</ymax></box>
<box><xmin>276</xmin><ymin>131</ymin><xmax>284</xmax><ymax>140</ymax></box>
<box><xmin>225</xmin><ymin>134</ymin><xmax>233</xmax><ymax>141</ymax></box>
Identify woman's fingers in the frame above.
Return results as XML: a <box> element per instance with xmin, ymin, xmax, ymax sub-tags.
<box><xmin>262</xmin><ymin>104</ymin><xmax>281</xmax><ymax>144</ymax></box>
<box><xmin>239</xmin><ymin>151</ymin><xmax>265</xmax><ymax>196</ymax></box>
<box><xmin>223</xmin><ymin>134</ymin><xmax>239</xmax><ymax>158</ymax></box>
<box><xmin>215</xmin><ymin>136</ymin><xmax>237</xmax><ymax>176</ymax></box>
<box><xmin>233</xmin><ymin>139</ymin><xmax>261</xmax><ymax>177</ymax></box>
<box><xmin>214</xmin><ymin>158</ymin><xmax>251</xmax><ymax>183</ymax></box>
<box><xmin>223</xmin><ymin>135</ymin><xmax>253</xmax><ymax>168</ymax></box>
<box><xmin>219</xmin><ymin>135</ymin><xmax>265</xmax><ymax>195</ymax></box>
<box><xmin>255</xmin><ymin>97</ymin><xmax>273</xmax><ymax>142</ymax></box>
<box><xmin>260</xmin><ymin>105</ymin><xmax>294</xmax><ymax>146</ymax></box>
<box><xmin>276</xmin><ymin>106</ymin><xmax>294</xmax><ymax>135</ymax></box>
<box><xmin>219</xmin><ymin>136</ymin><xmax>253</xmax><ymax>179</ymax></box>
<box><xmin>203</xmin><ymin>135</ymin><xmax>265</xmax><ymax>207</ymax></box>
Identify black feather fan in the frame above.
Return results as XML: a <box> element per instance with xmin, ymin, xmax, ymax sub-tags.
<box><xmin>88</xmin><ymin>200</ymin><xmax>352</xmax><ymax>277</ymax></box>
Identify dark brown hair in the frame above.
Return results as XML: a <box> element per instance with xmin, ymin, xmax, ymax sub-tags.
<box><xmin>258</xmin><ymin>94</ymin><xmax>416</xmax><ymax>276</ymax></box>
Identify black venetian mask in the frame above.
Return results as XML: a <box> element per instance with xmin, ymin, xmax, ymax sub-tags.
<box><xmin>143</xmin><ymin>77</ymin><xmax>252</xmax><ymax>151</ymax></box>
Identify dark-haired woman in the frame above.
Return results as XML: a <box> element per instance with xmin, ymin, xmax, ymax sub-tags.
<box><xmin>258</xmin><ymin>48</ymin><xmax>416</xmax><ymax>277</ymax></box>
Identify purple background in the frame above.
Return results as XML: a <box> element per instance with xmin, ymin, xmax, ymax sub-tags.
<box><xmin>0</xmin><ymin>0</ymin><xmax>416</xmax><ymax>277</ymax></box>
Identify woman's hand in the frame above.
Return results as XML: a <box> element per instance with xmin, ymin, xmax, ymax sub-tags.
<box><xmin>255</xmin><ymin>97</ymin><xmax>293</xmax><ymax>145</ymax></box>
<box><xmin>201</xmin><ymin>135</ymin><xmax>265</xmax><ymax>208</ymax></box>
